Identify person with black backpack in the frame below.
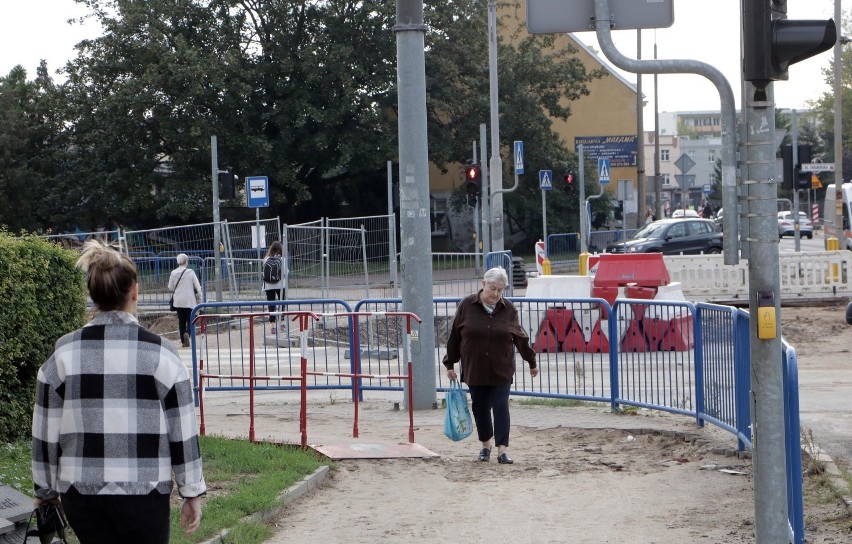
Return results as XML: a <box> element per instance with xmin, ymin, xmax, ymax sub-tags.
<box><xmin>262</xmin><ymin>241</ymin><xmax>287</xmax><ymax>333</ymax></box>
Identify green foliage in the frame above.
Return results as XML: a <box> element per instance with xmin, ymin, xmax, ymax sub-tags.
<box><xmin>0</xmin><ymin>232</ymin><xmax>87</xmax><ymax>442</ymax></box>
<box><xmin>0</xmin><ymin>441</ymin><xmax>31</xmax><ymax>493</ymax></box>
<box><xmin>168</xmin><ymin>435</ymin><xmax>326</xmax><ymax>544</ymax></box>
<box><xmin>0</xmin><ymin>0</ymin><xmax>601</xmax><ymax>236</ymax></box>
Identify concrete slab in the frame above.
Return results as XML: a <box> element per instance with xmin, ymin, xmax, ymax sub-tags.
<box><xmin>0</xmin><ymin>485</ymin><xmax>33</xmax><ymax>524</ymax></box>
<box><xmin>312</xmin><ymin>441</ymin><xmax>439</xmax><ymax>460</ymax></box>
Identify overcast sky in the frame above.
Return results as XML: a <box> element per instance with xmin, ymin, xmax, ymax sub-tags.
<box><xmin>0</xmin><ymin>0</ymin><xmax>843</xmax><ymax>129</ymax></box>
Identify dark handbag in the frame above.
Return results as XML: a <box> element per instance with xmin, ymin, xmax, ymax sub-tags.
<box><xmin>23</xmin><ymin>503</ymin><xmax>68</xmax><ymax>544</ymax></box>
<box><xmin>170</xmin><ymin>269</ymin><xmax>188</xmax><ymax>312</ymax></box>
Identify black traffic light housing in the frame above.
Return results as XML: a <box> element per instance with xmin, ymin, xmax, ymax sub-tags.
<box><xmin>562</xmin><ymin>171</ymin><xmax>575</xmax><ymax>194</ymax></box>
<box><xmin>780</xmin><ymin>144</ymin><xmax>812</xmax><ymax>190</ymax></box>
<box><xmin>465</xmin><ymin>164</ymin><xmax>481</xmax><ymax>206</ymax></box>
<box><xmin>743</xmin><ymin>0</ymin><xmax>836</xmax><ymax>91</ymax></box>
<box><xmin>219</xmin><ymin>167</ymin><xmax>236</xmax><ymax>199</ymax></box>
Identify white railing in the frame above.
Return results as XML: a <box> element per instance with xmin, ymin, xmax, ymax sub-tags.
<box><xmin>664</xmin><ymin>250</ymin><xmax>852</xmax><ymax>301</ymax></box>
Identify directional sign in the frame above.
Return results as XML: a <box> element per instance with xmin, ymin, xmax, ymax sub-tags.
<box><xmin>246</xmin><ymin>176</ymin><xmax>269</xmax><ymax>208</ymax></box>
<box><xmin>514</xmin><ymin>141</ymin><xmax>524</xmax><ymax>174</ymax></box>
<box><xmin>539</xmin><ymin>170</ymin><xmax>553</xmax><ymax>190</ymax></box>
<box><xmin>674</xmin><ymin>153</ymin><xmax>696</xmax><ymax>174</ymax></box>
<box><xmin>800</xmin><ymin>162</ymin><xmax>835</xmax><ymax>172</ymax></box>
<box><xmin>598</xmin><ymin>158</ymin><xmax>610</xmax><ymax>184</ymax></box>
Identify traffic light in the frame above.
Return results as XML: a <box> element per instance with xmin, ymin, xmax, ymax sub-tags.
<box><xmin>465</xmin><ymin>164</ymin><xmax>481</xmax><ymax>206</ymax></box>
<box><xmin>743</xmin><ymin>0</ymin><xmax>836</xmax><ymax>90</ymax></box>
<box><xmin>563</xmin><ymin>171</ymin><xmax>575</xmax><ymax>194</ymax></box>
<box><xmin>219</xmin><ymin>167</ymin><xmax>236</xmax><ymax>199</ymax></box>
<box><xmin>781</xmin><ymin>144</ymin><xmax>812</xmax><ymax>190</ymax></box>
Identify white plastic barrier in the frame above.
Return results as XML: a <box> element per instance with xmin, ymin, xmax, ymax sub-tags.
<box><xmin>664</xmin><ymin>251</ymin><xmax>852</xmax><ymax>301</ymax></box>
<box><xmin>524</xmin><ymin>275</ymin><xmax>592</xmax><ymax>340</ymax></box>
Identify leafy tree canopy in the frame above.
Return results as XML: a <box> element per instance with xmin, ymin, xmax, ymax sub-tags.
<box><xmin>1</xmin><ymin>0</ymin><xmax>603</xmax><ymax>239</ymax></box>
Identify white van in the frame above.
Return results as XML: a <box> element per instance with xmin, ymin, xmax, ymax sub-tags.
<box><xmin>823</xmin><ymin>183</ymin><xmax>852</xmax><ymax>250</ymax></box>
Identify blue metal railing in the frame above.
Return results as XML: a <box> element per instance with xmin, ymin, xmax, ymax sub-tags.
<box><xmin>190</xmin><ymin>295</ymin><xmax>803</xmax><ymax>542</ymax></box>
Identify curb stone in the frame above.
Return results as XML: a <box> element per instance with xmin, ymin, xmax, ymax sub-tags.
<box><xmin>812</xmin><ymin>446</ymin><xmax>852</xmax><ymax>508</ymax></box>
<box><xmin>200</xmin><ymin>465</ymin><xmax>330</xmax><ymax>544</ymax></box>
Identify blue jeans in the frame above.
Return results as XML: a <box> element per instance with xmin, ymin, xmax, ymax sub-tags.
<box><xmin>468</xmin><ymin>383</ymin><xmax>512</xmax><ymax>447</ymax></box>
<box><xmin>61</xmin><ymin>487</ymin><xmax>170</xmax><ymax>544</ymax></box>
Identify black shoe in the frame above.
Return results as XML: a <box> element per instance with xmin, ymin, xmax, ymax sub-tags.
<box><xmin>478</xmin><ymin>448</ymin><xmax>491</xmax><ymax>462</ymax></box>
<box><xmin>497</xmin><ymin>453</ymin><xmax>514</xmax><ymax>464</ymax></box>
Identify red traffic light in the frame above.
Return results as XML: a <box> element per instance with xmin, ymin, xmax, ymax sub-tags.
<box><xmin>563</xmin><ymin>172</ymin><xmax>574</xmax><ymax>184</ymax></box>
<box><xmin>466</xmin><ymin>164</ymin><xmax>481</xmax><ymax>181</ymax></box>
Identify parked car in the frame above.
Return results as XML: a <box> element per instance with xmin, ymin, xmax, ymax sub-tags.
<box><xmin>777</xmin><ymin>211</ymin><xmax>813</xmax><ymax>239</ymax></box>
<box><xmin>605</xmin><ymin>218</ymin><xmax>723</xmax><ymax>255</ymax></box>
<box><xmin>714</xmin><ymin>207</ymin><xmax>724</xmax><ymax>230</ymax></box>
<box><xmin>671</xmin><ymin>208</ymin><xmax>700</xmax><ymax>218</ymax></box>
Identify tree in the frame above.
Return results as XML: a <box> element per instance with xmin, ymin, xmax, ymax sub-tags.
<box><xmin>5</xmin><ymin>0</ymin><xmax>605</xmax><ymax>235</ymax></box>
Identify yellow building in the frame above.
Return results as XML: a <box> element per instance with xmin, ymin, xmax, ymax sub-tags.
<box><xmin>428</xmin><ymin>4</ymin><xmax>640</xmax><ymax>247</ymax></box>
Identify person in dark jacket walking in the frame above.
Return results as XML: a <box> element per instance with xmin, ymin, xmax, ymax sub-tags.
<box><xmin>442</xmin><ymin>267</ymin><xmax>538</xmax><ymax>464</ymax></box>
<box><xmin>262</xmin><ymin>241</ymin><xmax>287</xmax><ymax>334</ymax></box>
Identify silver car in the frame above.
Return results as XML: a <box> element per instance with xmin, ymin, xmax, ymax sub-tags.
<box><xmin>777</xmin><ymin>211</ymin><xmax>813</xmax><ymax>239</ymax></box>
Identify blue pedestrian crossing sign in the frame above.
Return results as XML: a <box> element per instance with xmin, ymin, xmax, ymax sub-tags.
<box><xmin>598</xmin><ymin>158</ymin><xmax>611</xmax><ymax>184</ymax></box>
<box><xmin>514</xmin><ymin>141</ymin><xmax>524</xmax><ymax>174</ymax></box>
<box><xmin>539</xmin><ymin>170</ymin><xmax>553</xmax><ymax>190</ymax></box>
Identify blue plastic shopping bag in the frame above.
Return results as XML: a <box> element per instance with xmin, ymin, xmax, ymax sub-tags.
<box><xmin>444</xmin><ymin>379</ymin><xmax>473</xmax><ymax>441</ymax></box>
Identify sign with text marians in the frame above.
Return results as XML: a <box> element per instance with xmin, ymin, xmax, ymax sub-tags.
<box><xmin>574</xmin><ymin>136</ymin><xmax>637</xmax><ymax>168</ymax></box>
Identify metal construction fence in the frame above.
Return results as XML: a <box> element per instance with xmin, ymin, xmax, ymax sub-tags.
<box><xmin>189</xmin><ymin>295</ymin><xmax>804</xmax><ymax>542</ymax></box>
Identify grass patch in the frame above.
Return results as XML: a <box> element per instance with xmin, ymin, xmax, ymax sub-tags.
<box><xmin>1</xmin><ymin>435</ymin><xmax>327</xmax><ymax>544</ymax></box>
<box><xmin>515</xmin><ymin>397</ymin><xmax>598</xmax><ymax>408</ymax></box>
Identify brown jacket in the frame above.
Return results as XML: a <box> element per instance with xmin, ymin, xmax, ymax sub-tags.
<box><xmin>442</xmin><ymin>292</ymin><xmax>536</xmax><ymax>386</ymax></box>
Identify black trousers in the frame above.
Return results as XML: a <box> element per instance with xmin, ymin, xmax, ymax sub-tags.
<box><xmin>61</xmin><ymin>487</ymin><xmax>170</xmax><ymax>544</ymax></box>
<box><xmin>468</xmin><ymin>383</ymin><xmax>512</xmax><ymax>447</ymax></box>
<box><xmin>265</xmin><ymin>288</ymin><xmax>284</xmax><ymax>322</ymax></box>
<box><xmin>176</xmin><ymin>307</ymin><xmax>192</xmax><ymax>339</ymax></box>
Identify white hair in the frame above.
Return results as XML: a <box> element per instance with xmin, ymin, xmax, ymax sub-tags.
<box><xmin>176</xmin><ymin>253</ymin><xmax>189</xmax><ymax>266</ymax></box>
<box><xmin>483</xmin><ymin>267</ymin><xmax>508</xmax><ymax>286</ymax></box>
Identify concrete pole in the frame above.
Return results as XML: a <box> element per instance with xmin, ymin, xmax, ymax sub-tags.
<box><xmin>487</xmin><ymin>0</ymin><xmax>505</xmax><ymax>252</ymax></box>
<box><xmin>636</xmin><ymin>30</ymin><xmax>646</xmax><ymax>228</ymax></box>
<box><xmin>578</xmin><ymin>144</ymin><xmax>588</xmax><ymax>254</ymax></box>
<box><xmin>792</xmin><ymin>110</ymin><xmax>801</xmax><ymax>252</ymax></box>
<box><xmin>744</xmin><ymin>81</ymin><xmax>789</xmax><ymax>543</ymax></box>
<box><xmin>834</xmin><ymin>0</ymin><xmax>847</xmax><ymax>250</ymax></box>
<box><xmin>394</xmin><ymin>0</ymin><xmax>437</xmax><ymax>409</ymax></box>
<box><xmin>211</xmin><ymin>135</ymin><xmax>223</xmax><ymax>302</ymax></box>
<box><xmin>654</xmin><ymin>42</ymin><xmax>662</xmax><ymax>220</ymax></box>
<box><xmin>479</xmin><ymin>124</ymin><xmax>491</xmax><ymax>255</ymax></box>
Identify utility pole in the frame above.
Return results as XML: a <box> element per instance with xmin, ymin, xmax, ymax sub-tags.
<box><xmin>742</xmin><ymin>1</ymin><xmax>835</xmax><ymax>540</ymax></box>
<box><xmin>834</xmin><ymin>0</ymin><xmax>847</xmax><ymax>251</ymax></box>
<box><xmin>211</xmin><ymin>136</ymin><xmax>223</xmax><ymax>302</ymax></box>
<box><xmin>487</xmin><ymin>0</ymin><xmax>505</xmax><ymax>252</ymax></box>
<box><xmin>394</xmin><ymin>0</ymin><xmax>437</xmax><ymax>409</ymax></box>
<box><xmin>636</xmin><ymin>30</ymin><xmax>646</xmax><ymax>228</ymax></box>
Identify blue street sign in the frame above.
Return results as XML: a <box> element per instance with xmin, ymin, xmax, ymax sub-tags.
<box><xmin>246</xmin><ymin>176</ymin><xmax>269</xmax><ymax>208</ymax></box>
<box><xmin>598</xmin><ymin>158</ymin><xmax>611</xmax><ymax>184</ymax></box>
<box><xmin>514</xmin><ymin>141</ymin><xmax>524</xmax><ymax>174</ymax></box>
<box><xmin>539</xmin><ymin>170</ymin><xmax>552</xmax><ymax>190</ymax></box>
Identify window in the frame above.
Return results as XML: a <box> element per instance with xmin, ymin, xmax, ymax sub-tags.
<box><xmin>708</xmin><ymin>150</ymin><xmax>716</xmax><ymax>162</ymax></box>
<box><xmin>667</xmin><ymin>223</ymin><xmax>687</xmax><ymax>238</ymax></box>
<box><xmin>688</xmin><ymin>150</ymin><xmax>695</xmax><ymax>160</ymax></box>
<box><xmin>662</xmin><ymin>174</ymin><xmax>671</xmax><ymax>186</ymax></box>
<box><xmin>661</xmin><ymin>149</ymin><xmax>670</xmax><ymax>161</ymax></box>
<box><xmin>430</xmin><ymin>196</ymin><xmax>448</xmax><ymax>235</ymax></box>
<box><xmin>708</xmin><ymin>173</ymin><xmax>717</xmax><ymax>184</ymax></box>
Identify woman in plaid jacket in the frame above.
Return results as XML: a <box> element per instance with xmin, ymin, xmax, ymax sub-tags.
<box><xmin>32</xmin><ymin>240</ymin><xmax>206</xmax><ymax>543</ymax></box>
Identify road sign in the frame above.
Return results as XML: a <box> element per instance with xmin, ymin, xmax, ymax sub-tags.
<box><xmin>703</xmin><ymin>183</ymin><xmax>712</xmax><ymax>195</ymax></box>
<box><xmin>526</xmin><ymin>0</ymin><xmax>674</xmax><ymax>34</ymax></box>
<box><xmin>246</xmin><ymin>176</ymin><xmax>269</xmax><ymax>208</ymax></box>
<box><xmin>674</xmin><ymin>153</ymin><xmax>696</xmax><ymax>174</ymax></box>
<box><xmin>800</xmin><ymin>162</ymin><xmax>835</xmax><ymax>172</ymax></box>
<box><xmin>539</xmin><ymin>170</ymin><xmax>553</xmax><ymax>190</ymax></box>
<box><xmin>598</xmin><ymin>158</ymin><xmax>611</xmax><ymax>184</ymax></box>
<box><xmin>514</xmin><ymin>141</ymin><xmax>524</xmax><ymax>174</ymax></box>
<box><xmin>811</xmin><ymin>175</ymin><xmax>823</xmax><ymax>189</ymax></box>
